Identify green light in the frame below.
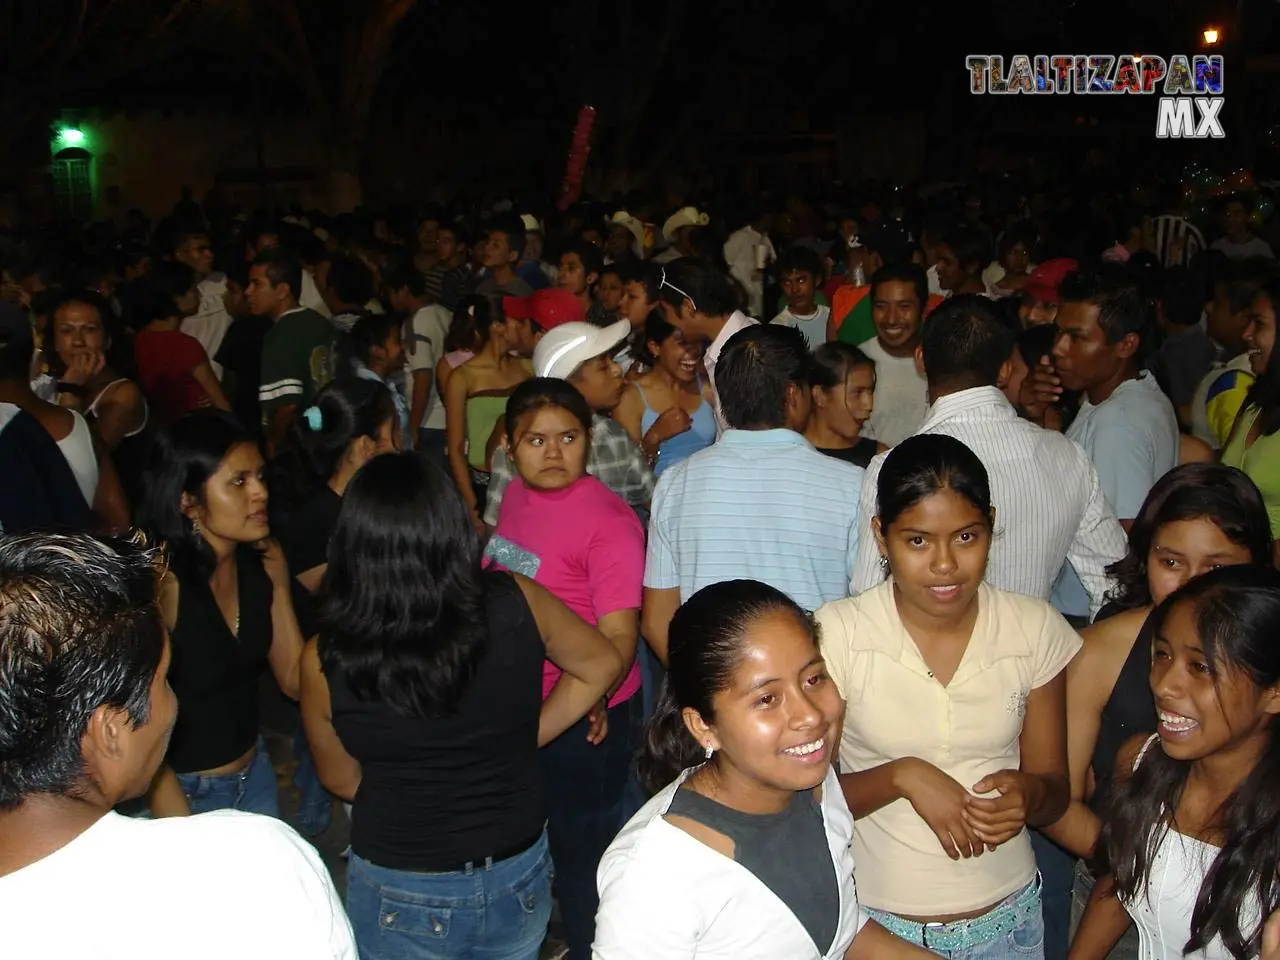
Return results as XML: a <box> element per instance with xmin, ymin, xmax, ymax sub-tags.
<box><xmin>59</xmin><ymin>127</ymin><xmax>85</xmax><ymax>146</ymax></box>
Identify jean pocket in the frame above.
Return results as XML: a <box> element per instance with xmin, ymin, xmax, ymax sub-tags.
<box><xmin>1006</xmin><ymin>907</ymin><xmax>1045</xmax><ymax>956</ymax></box>
<box><xmin>377</xmin><ymin>895</ymin><xmax>453</xmax><ymax>941</ymax></box>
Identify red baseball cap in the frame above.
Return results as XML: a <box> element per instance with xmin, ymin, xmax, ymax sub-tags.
<box><xmin>502</xmin><ymin>288</ymin><xmax>585</xmax><ymax>332</ymax></box>
<box><xmin>1023</xmin><ymin>258</ymin><xmax>1078</xmax><ymax>304</ymax></box>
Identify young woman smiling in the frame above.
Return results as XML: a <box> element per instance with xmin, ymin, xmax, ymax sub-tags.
<box><xmin>484</xmin><ymin>378</ymin><xmax>644</xmax><ymax>960</ymax></box>
<box><xmin>816</xmin><ymin>434</ymin><xmax>1080</xmax><ymax>958</ymax></box>
<box><xmin>138</xmin><ymin>411</ymin><xmax>306</xmax><ymax>815</ymax></box>
<box><xmin>594</xmin><ymin>579</ymin><xmax>933</xmax><ymax>960</ymax></box>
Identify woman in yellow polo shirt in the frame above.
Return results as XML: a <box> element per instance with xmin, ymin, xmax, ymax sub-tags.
<box><xmin>816</xmin><ymin>434</ymin><xmax>1080</xmax><ymax>958</ymax></box>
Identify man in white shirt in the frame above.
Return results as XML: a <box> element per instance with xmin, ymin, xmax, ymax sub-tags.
<box><xmin>848</xmin><ymin>295</ymin><xmax>1126</xmax><ymax>616</ymax></box>
<box><xmin>654</xmin><ymin>257</ymin><xmax>757</xmax><ymax>436</ymax></box>
<box><xmin>171</xmin><ymin>229</ymin><xmax>233</xmax><ymax>379</ymax></box>
<box><xmin>858</xmin><ymin>263</ymin><xmax>930</xmax><ymax>448</ymax></box>
<box><xmin>723</xmin><ymin>206</ymin><xmax>776</xmax><ymax>318</ymax></box>
<box><xmin>0</xmin><ymin>531</ymin><xmax>356</xmax><ymax>959</ymax></box>
<box><xmin>388</xmin><ymin>263</ymin><xmax>451</xmax><ymax>467</ymax></box>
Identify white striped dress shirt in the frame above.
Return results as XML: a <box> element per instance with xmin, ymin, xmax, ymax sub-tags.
<box><xmin>848</xmin><ymin>386</ymin><xmax>1127</xmax><ymax>617</ymax></box>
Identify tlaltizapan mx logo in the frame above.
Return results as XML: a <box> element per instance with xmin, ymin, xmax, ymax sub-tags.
<box><xmin>965</xmin><ymin>54</ymin><xmax>1225</xmax><ymax>139</ymax></box>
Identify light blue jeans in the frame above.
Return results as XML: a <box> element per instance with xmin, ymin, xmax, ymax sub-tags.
<box><xmin>347</xmin><ymin>831</ymin><xmax>552</xmax><ymax>960</ymax></box>
<box><xmin>865</xmin><ymin>880</ymin><xmax>1045</xmax><ymax>959</ymax></box>
<box><xmin>175</xmin><ymin>737</ymin><xmax>280</xmax><ymax>817</ymax></box>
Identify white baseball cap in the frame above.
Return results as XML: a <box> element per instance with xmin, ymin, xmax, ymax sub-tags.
<box><xmin>533</xmin><ymin>320</ymin><xmax>631</xmax><ymax>379</ymax></box>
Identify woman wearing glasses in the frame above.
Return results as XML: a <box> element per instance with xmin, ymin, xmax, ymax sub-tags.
<box><xmin>654</xmin><ymin>259</ymin><xmax>757</xmax><ymax>436</ymax></box>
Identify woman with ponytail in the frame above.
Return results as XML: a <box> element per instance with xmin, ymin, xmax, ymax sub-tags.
<box><xmin>1072</xmin><ymin>565</ymin><xmax>1280</xmax><ymax>960</ymax></box>
<box><xmin>595</xmin><ymin>579</ymin><xmax>933</xmax><ymax>959</ymax></box>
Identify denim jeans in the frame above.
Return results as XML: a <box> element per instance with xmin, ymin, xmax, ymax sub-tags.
<box><xmin>347</xmin><ymin>831</ymin><xmax>552</xmax><ymax>960</ymax></box>
<box><xmin>638</xmin><ymin>640</ymin><xmax>665</xmax><ymax>726</ymax></box>
<box><xmin>175</xmin><ymin>737</ymin><xmax>279</xmax><ymax>816</ymax></box>
<box><xmin>418</xmin><ymin>428</ymin><xmax>448</xmax><ymax>474</ymax></box>
<box><xmin>293</xmin><ymin>725</ymin><xmax>334</xmax><ymax>837</ymax></box>
<box><xmin>1069</xmin><ymin>862</ymin><xmax>1140</xmax><ymax>959</ymax></box>
<box><xmin>1031</xmin><ymin>829</ymin><xmax>1075</xmax><ymax>960</ymax></box>
<box><xmin>865</xmin><ymin>879</ymin><xmax>1045</xmax><ymax>959</ymax></box>
<box><xmin>541</xmin><ymin>694</ymin><xmax>641</xmax><ymax>960</ymax></box>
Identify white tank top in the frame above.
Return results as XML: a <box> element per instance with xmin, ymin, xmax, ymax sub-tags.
<box><xmin>1124</xmin><ymin>735</ymin><xmax>1262</xmax><ymax>959</ymax></box>
<box><xmin>57</xmin><ymin>410</ymin><xmax>98</xmax><ymax>506</ymax></box>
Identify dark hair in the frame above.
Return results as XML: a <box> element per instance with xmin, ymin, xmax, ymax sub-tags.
<box><xmin>136</xmin><ymin>410</ymin><xmax>257</xmax><ymax>582</ymax></box>
<box><xmin>488</xmin><ymin>216</ymin><xmax>526</xmax><ymax>265</ymax></box>
<box><xmin>1244</xmin><ymin>277</ymin><xmax>1280</xmax><ymax>436</ymax></box>
<box><xmin>619</xmin><ymin>260</ymin><xmax>661</xmax><ymax>304</ymax></box>
<box><xmin>504</xmin><ymin>377</ymin><xmax>593</xmax><ymax>440</ymax></box>
<box><xmin>1215</xmin><ymin>258</ymin><xmax>1273</xmax><ymax>317</ymax></box>
<box><xmin>343</xmin><ymin>312</ymin><xmax>399</xmax><ymax>370</ymax></box>
<box><xmin>640</xmin><ymin>579</ymin><xmax>814</xmax><ymax>793</ymax></box>
<box><xmin>168</xmin><ymin>227</ymin><xmax>209</xmax><ymax>257</ymax></box>
<box><xmin>0</xmin><ymin>303</ymin><xmax>33</xmax><ymax>380</ymax></box>
<box><xmin>997</xmin><ymin>220</ymin><xmax>1038</xmax><ymax>262</ymax></box>
<box><xmin>937</xmin><ymin>224</ymin><xmax>991</xmax><ymax>274</ymax></box>
<box><xmin>0</xmin><ymin>531</ymin><xmax>165</xmax><ymax>809</ymax></box>
<box><xmin>268</xmin><ymin>377</ymin><xmax>396</xmax><ymax>523</ymax></box>
<box><xmin>634</xmin><ymin>307</ymin><xmax>681</xmax><ymax>368</ymax></box>
<box><xmin>251</xmin><ymin>248</ymin><xmax>303</xmax><ymax>302</ymax></box>
<box><xmin>776</xmin><ymin>245</ymin><xmax>825</xmax><ymax>281</ymax></box>
<box><xmin>921</xmin><ymin>294</ymin><xmax>1016</xmax><ymax>392</ymax></box>
<box><xmin>1059</xmin><ymin>263</ymin><xmax>1159</xmax><ymax>360</ymax></box>
<box><xmin>869</xmin><ymin>262</ymin><xmax>928</xmax><ymax>312</ymax></box>
<box><xmin>47</xmin><ymin>287</ymin><xmax>113</xmax><ymax>331</ymax></box>
<box><xmin>561</xmin><ymin>240</ymin><xmax>603</xmax><ymax>280</ymax></box>
<box><xmin>1104</xmin><ymin>464</ymin><xmax>1272</xmax><ymax>611</ymax></box>
<box><xmin>598</xmin><ymin>263</ymin><xmax>623</xmax><ymax>285</ymax></box>
<box><xmin>446</xmin><ymin>295</ymin><xmax>488</xmax><ymax>353</ymax></box>
<box><xmin>317</xmin><ymin>452</ymin><xmax>494</xmax><ymax>717</ymax></box>
<box><xmin>876</xmin><ymin>434</ymin><xmax>993</xmax><ymax>530</ymax></box>
<box><xmin>326</xmin><ymin>254</ymin><xmax>374</xmax><ymax>307</ymax></box>
<box><xmin>383</xmin><ymin>261</ymin><xmax>426</xmax><ymax>299</ymax></box>
<box><xmin>715</xmin><ymin>323</ymin><xmax>810</xmax><ymax>430</ymax></box>
<box><xmin>655</xmin><ymin>258</ymin><xmax>741</xmax><ymax>317</ymax></box>
<box><xmin>809</xmin><ymin>341</ymin><xmax>874</xmax><ymax>391</ymax></box>
<box><xmin>135</xmin><ymin>260</ymin><xmax>198</xmax><ymax>324</ymax></box>
<box><xmin>1103</xmin><ymin>565</ymin><xmax>1280</xmax><ymax>959</ymax></box>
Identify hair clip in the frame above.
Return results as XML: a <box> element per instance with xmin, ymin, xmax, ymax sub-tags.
<box><xmin>303</xmin><ymin>406</ymin><xmax>323</xmax><ymax>431</ymax></box>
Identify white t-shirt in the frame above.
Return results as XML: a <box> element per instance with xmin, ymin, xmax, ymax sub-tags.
<box><xmin>772</xmin><ymin>305</ymin><xmax>830</xmax><ymax>351</ymax></box>
<box><xmin>406</xmin><ymin>304</ymin><xmax>452</xmax><ymax>431</ymax></box>
<box><xmin>0</xmin><ymin>810</ymin><xmax>357</xmax><ymax>959</ymax></box>
<box><xmin>183</xmin><ymin>275</ymin><xmax>233</xmax><ymax>379</ymax></box>
<box><xmin>857</xmin><ymin>336</ymin><xmax>928</xmax><ymax>448</ymax></box>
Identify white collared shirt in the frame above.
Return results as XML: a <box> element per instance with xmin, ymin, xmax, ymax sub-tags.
<box><xmin>703</xmin><ymin>310</ymin><xmax>758</xmax><ymax>437</ymax></box>
<box><xmin>594</xmin><ymin>765</ymin><xmax>867</xmax><ymax>959</ymax></box>
<box><xmin>849</xmin><ymin>386</ymin><xmax>1127</xmax><ymax>617</ymax></box>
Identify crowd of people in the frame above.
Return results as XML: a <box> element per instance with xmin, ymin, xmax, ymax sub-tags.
<box><xmin>1</xmin><ymin>175</ymin><xmax>1280</xmax><ymax>960</ymax></box>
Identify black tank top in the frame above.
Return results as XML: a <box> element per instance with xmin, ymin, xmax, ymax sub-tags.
<box><xmin>326</xmin><ymin>572</ymin><xmax>547</xmax><ymax>870</ymax></box>
<box><xmin>166</xmin><ymin>544</ymin><xmax>274</xmax><ymax>773</ymax></box>
<box><xmin>1090</xmin><ymin>604</ymin><xmax>1156</xmax><ymax>812</ymax></box>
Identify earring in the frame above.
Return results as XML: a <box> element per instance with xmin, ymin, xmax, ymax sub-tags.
<box><xmin>191</xmin><ymin>517</ymin><xmax>201</xmax><ymax>537</ymax></box>
<box><xmin>878</xmin><ymin>555</ymin><xmax>889</xmax><ymax>575</ymax></box>
<box><xmin>704</xmin><ymin>744</ymin><xmax>714</xmax><ymax>760</ymax></box>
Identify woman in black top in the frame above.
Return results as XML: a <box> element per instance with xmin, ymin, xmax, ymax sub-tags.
<box><xmin>1039</xmin><ymin>464</ymin><xmax>1271</xmax><ymax>942</ymax></box>
<box><xmin>138</xmin><ymin>410</ymin><xmax>305</xmax><ymax>816</ymax></box>
<box><xmin>300</xmin><ymin>452</ymin><xmax>622</xmax><ymax>960</ymax></box>
<box><xmin>269</xmin><ymin>376</ymin><xmax>398</xmax><ymax>837</ymax></box>
<box><xmin>802</xmin><ymin>342</ymin><xmax>884</xmax><ymax>469</ymax></box>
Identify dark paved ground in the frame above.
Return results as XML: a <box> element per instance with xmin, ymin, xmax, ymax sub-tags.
<box><xmin>259</xmin><ymin>680</ymin><xmax>568</xmax><ymax>958</ymax></box>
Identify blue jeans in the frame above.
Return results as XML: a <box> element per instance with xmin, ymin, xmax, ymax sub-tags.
<box><xmin>347</xmin><ymin>831</ymin><xmax>552</xmax><ymax>960</ymax></box>
<box><xmin>1031</xmin><ymin>829</ymin><xmax>1075</xmax><ymax>960</ymax></box>
<box><xmin>293</xmin><ymin>725</ymin><xmax>334</xmax><ymax>837</ymax></box>
<box><xmin>541</xmin><ymin>695</ymin><xmax>641</xmax><ymax>960</ymax></box>
<box><xmin>866</xmin><ymin>880</ymin><xmax>1045</xmax><ymax>959</ymax></box>
<box><xmin>175</xmin><ymin>737</ymin><xmax>279</xmax><ymax>816</ymax></box>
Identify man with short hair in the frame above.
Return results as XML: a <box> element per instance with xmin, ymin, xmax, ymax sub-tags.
<box><xmin>0</xmin><ymin>531</ymin><xmax>357</xmax><ymax>958</ymax></box>
<box><xmin>642</xmin><ymin>323</ymin><xmax>863</xmax><ymax>662</ymax></box>
<box><xmin>170</xmin><ymin>228</ymin><xmax>232</xmax><ymax>379</ymax></box>
<box><xmin>474</xmin><ymin>217</ymin><xmax>534</xmax><ymax>299</ymax></box>
<box><xmin>859</xmin><ymin>263</ymin><xmax>931</xmax><ymax>447</ymax></box>
<box><xmin>320</xmin><ymin>255</ymin><xmax>375</xmax><ymax>333</ymax></box>
<box><xmin>387</xmin><ymin>263</ymin><xmax>448</xmax><ymax>462</ymax></box>
<box><xmin>245</xmin><ymin>222</ymin><xmax>331</xmax><ymax>319</ymax></box>
<box><xmin>250</xmin><ymin>249</ymin><xmax>336</xmax><ymax>454</ymax></box>
<box><xmin>934</xmin><ymin>223</ymin><xmax>990</xmax><ymax>297</ymax></box>
<box><xmin>483</xmin><ymin>317</ymin><xmax>654</xmax><ymax>528</ymax></box>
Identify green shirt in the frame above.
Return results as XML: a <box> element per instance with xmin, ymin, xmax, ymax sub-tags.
<box><xmin>258</xmin><ymin>308</ymin><xmax>336</xmax><ymax>421</ymax></box>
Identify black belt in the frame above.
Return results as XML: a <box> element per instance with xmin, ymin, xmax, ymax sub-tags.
<box><xmin>415</xmin><ymin>828</ymin><xmax>544</xmax><ymax>874</ymax></box>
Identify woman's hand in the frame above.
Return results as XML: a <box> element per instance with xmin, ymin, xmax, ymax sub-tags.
<box><xmin>897</xmin><ymin>758</ymin><xmax>985</xmax><ymax>860</ymax></box>
<box><xmin>585</xmin><ymin>698</ymin><xmax>609</xmax><ymax>745</ymax></box>
<box><xmin>964</xmin><ymin>770</ymin><xmax>1038</xmax><ymax>849</ymax></box>
<box><xmin>652</xmin><ymin>406</ymin><xmax>692</xmax><ymax>441</ymax></box>
<box><xmin>259</xmin><ymin>538</ymin><xmax>290</xmax><ymax>587</ymax></box>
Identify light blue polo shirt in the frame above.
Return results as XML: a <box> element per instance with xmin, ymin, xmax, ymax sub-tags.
<box><xmin>645</xmin><ymin>429</ymin><xmax>864</xmax><ymax>611</ymax></box>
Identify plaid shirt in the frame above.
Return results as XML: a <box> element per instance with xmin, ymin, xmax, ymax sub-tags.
<box><xmin>483</xmin><ymin>414</ymin><xmax>655</xmax><ymax>526</ymax></box>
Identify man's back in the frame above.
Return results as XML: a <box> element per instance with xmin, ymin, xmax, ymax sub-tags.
<box><xmin>0</xmin><ymin>809</ymin><xmax>356</xmax><ymax>959</ymax></box>
<box><xmin>645</xmin><ymin>428</ymin><xmax>863</xmax><ymax>611</ymax></box>
<box><xmin>849</xmin><ymin>387</ymin><xmax>1126</xmax><ymax>614</ymax></box>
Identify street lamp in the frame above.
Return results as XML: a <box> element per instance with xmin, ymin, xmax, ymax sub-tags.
<box><xmin>57</xmin><ymin>127</ymin><xmax>85</xmax><ymax>147</ymax></box>
<box><xmin>1202</xmin><ymin>26</ymin><xmax>1221</xmax><ymax>45</ymax></box>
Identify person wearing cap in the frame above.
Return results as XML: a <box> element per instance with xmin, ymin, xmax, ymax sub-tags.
<box><xmin>605</xmin><ymin>212</ymin><xmax>647</xmax><ymax>266</ymax></box>
<box><xmin>1019</xmin><ymin>258</ymin><xmax>1078</xmax><ymax>329</ymax></box>
<box><xmin>642</xmin><ymin>323</ymin><xmax>863</xmax><ymax>664</ymax></box>
<box><xmin>483</xmin><ymin>319</ymin><xmax>654</xmax><ymax>531</ymax></box>
<box><xmin>652</xmin><ymin>206</ymin><xmax>710</xmax><ymax>265</ymax></box>
<box><xmin>474</xmin><ymin>215</ymin><xmax>535</xmax><ymax>300</ymax></box>
<box><xmin>515</xmin><ymin>213</ymin><xmax>554</xmax><ymax>291</ymax></box>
